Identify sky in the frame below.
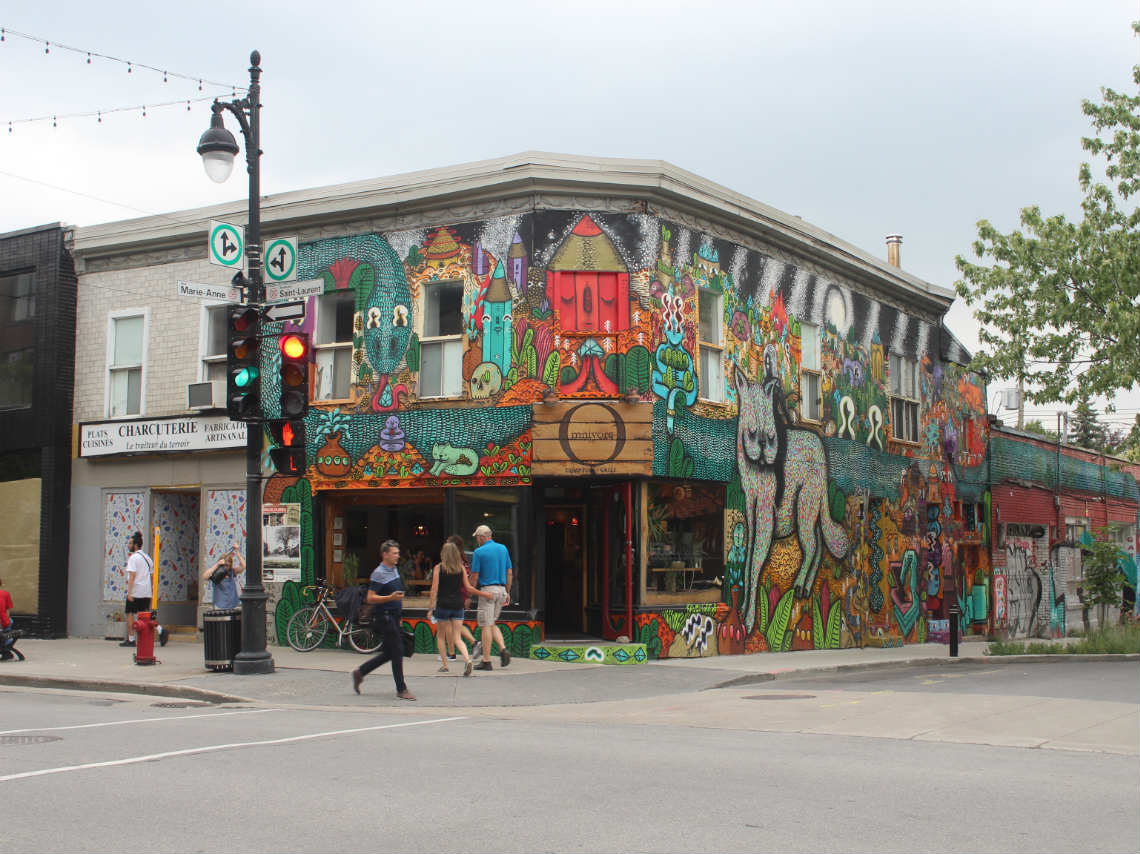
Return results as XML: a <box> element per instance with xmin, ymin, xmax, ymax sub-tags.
<box><xmin>2</xmin><ymin>0</ymin><xmax>1138</xmax><ymax>434</ymax></box>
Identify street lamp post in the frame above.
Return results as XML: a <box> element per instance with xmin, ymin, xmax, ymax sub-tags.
<box><xmin>197</xmin><ymin>50</ymin><xmax>273</xmax><ymax>675</ymax></box>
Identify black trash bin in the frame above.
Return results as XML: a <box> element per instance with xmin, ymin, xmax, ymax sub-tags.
<box><xmin>203</xmin><ymin>608</ymin><xmax>242</xmax><ymax>671</ymax></box>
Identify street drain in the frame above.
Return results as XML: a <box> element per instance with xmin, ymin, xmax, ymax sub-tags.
<box><xmin>742</xmin><ymin>693</ymin><xmax>816</xmax><ymax>700</ymax></box>
<box><xmin>151</xmin><ymin>701</ymin><xmax>212</xmax><ymax>709</ymax></box>
<box><xmin>0</xmin><ymin>735</ymin><xmax>63</xmax><ymax>745</ymax></box>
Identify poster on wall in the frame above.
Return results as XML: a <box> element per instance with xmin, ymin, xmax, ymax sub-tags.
<box><xmin>262</xmin><ymin>502</ymin><xmax>301</xmax><ymax>581</ymax></box>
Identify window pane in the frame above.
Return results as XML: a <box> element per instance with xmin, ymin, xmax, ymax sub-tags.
<box><xmin>113</xmin><ymin>316</ymin><xmax>144</xmax><ymax>366</ymax></box>
<box><xmin>699</xmin><ymin>346</ymin><xmax>723</xmax><ymax>402</ymax></box>
<box><xmin>110</xmin><ymin>368</ymin><xmax>141</xmax><ymax>416</ymax></box>
<box><xmin>315</xmin><ymin>347</ymin><xmax>352</xmax><ymax>400</ymax></box>
<box><xmin>425</xmin><ymin>281</ymin><xmax>463</xmax><ymax>338</ymax></box>
<box><xmin>699</xmin><ymin>291</ymin><xmax>721</xmax><ymax>346</ymax></box>
<box><xmin>420</xmin><ymin>341</ymin><xmax>443</xmax><ymax>398</ymax></box>
<box><xmin>317</xmin><ymin>292</ymin><xmax>355</xmax><ymax>344</ymax></box>
<box><xmin>802</xmin><ymin>371</ymin><xmax>820</xmax><ymax>420</ymax></box>
<box><xmin>800</xmin><ymin>323</ymin><xmax>819</xmax><ymax>370</ymax></box>
<box><xmin>441</xmin><ymin>339</ymin><xmax>463</xmax><ymax>397</ymax></box>
<box><xmin>205</xmin><ymin>307</ymin><xmax>227</xmax><ymax>357</ymax></box>
<box><xmin>206</xmin><ymin>361</ymin><xmax>227</xmax><ymax>383</ymax></box>
<box><xmin>0</xmin><ymin>348</ymin><xmax>34</xmax><ymax>409</ymax></box>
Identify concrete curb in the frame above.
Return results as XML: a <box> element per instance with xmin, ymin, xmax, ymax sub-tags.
<box><xmin>0</xmin><ymin>674</ymin><xmax>250</xmax><ymax>704</ymax></box>
<box><xmin>706</xmin><ymin>653</ymin><xmax>1140</xmax><ymax>690</ymax></box>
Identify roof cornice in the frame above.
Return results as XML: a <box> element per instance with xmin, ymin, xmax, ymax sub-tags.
<box><xmin>71</xmin><ymin>151</ymin><xmax>954</xmax><ymax>312</ymax></box>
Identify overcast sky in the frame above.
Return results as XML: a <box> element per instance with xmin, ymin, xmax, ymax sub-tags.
<box><xmin>2</xmin><ymin>0</ymin><xmax>1137</xmax><ymax>429</ymax></box>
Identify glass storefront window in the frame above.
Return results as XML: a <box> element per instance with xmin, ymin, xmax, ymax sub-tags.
<box><xmin>647</xmin><ymin>481</ymin><xmax>725</xmax><ymax>595</ymax></box>
<box><xmin>454</xmin><ymin>488</ymin><xmax>521</xmax><ymax>569</ymax></box>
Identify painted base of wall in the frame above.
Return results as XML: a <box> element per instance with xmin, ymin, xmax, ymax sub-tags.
<box><xmin>530</xmin><ymin>642</ymin><xmax>648</xmax><ymax>664</ymax></box>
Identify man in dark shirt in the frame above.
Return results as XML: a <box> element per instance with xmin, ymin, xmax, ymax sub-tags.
<box><xmin>351</xmin><ymin>540</ymin><xmax>415</xmax><ymax>700</ymax></box>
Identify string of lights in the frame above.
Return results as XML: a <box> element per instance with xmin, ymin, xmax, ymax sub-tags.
<box><xmin>6</xmin><ymin>94</ymin><xmax>226</xmax><ymax>132</ymax></box>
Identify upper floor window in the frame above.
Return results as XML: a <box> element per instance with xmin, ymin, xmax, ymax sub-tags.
<box><xmin>201</xmin><ymin>305</ymin><xmax>228</xmax><ymax>383</ymax></box>
<box><xmin>697</xmin><ymin>288</ymin><xmax>724</xmax><ymax>403</ymax></box>
<box><xmin>2</xmin><ymin>273</ymin><xmax>35</xmax><ymax>323</ymax></box>
<box><xmin>800</xmin><ymin>322</ymin><xmax>821</xmax><ymax>421</ymax></box>
<box><xmin>420</xmin><ymin>280</ymin><xmax>463</xmax><ymax>398</ymax></box>
<box><xmin>108</xmin><ymin>312</ymin><xmax>146</xmax><ymax>417</ymax></box>
<box><xmin>889</xmin><ymin>353</ymin><xmax>919</xmax><ymax>443</ymax></box>
<box><xmin>0</xmin><ymin>272</ymin><xmax>36</xmax><ymax>410</ymax></box>
<box><xmin>314</xmin><ymin>291</ymin><xmax>355</xmax><ymax>401</ymax></box>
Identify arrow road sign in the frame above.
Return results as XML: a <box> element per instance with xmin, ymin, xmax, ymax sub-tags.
<box><xmin>265</xmin><ymin>300</ymin><xmax>307</xmax><ymax>322</ymax></box>
<box><xmin>209</xmin><ymin>221</ymin><xmax>245</xmax><ymax>268</ymax></box>
<box><xmin>264</xmin><ymin>237</ymin><xmax>298</xmax><ymax>282</ymax></box>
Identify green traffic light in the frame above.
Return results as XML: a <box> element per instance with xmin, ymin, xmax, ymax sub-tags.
<box><xmin>235</xmin><ymin>366</ymin><xmax>259</xmax><ymax>388</ymax></box>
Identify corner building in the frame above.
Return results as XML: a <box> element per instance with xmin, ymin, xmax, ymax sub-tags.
<box><xmin>73</xmin><ymin>154</ymin><xmax>992</xmax><ymax>656</ymax></box>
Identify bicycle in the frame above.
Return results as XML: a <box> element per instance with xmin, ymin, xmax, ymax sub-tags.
<box><xmin>285</xmin><ymin>584</ymin><xmax>383</xmax><ymax>654</ymax></box>
<box><xmin>1</xmin><ymin>627</ymin><xmax>24</xmax><ymax>662</ymax></box>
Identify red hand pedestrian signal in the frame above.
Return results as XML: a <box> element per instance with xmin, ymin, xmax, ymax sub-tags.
<box><xmin>269</xmin><ymin>419</ymin><xmax>306</xmax><ymax>475</ymax></box>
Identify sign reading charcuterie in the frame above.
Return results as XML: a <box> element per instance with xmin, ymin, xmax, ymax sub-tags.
<box><xmin>78</xmin><ymin>414</ymin><xmax>247</xmax><ymax>457</ymax></box>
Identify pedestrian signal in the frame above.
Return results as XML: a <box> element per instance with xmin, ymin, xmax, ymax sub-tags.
<box><xmin>278</xmin><ymin>332</ymin><xmax>309</xmax><ymax>419</ymax></box>
<box><xmin>269</xmin><ymin>419</ymin><xmax>306</xmax><ymax>475</ymax></box>
<box><xmin>227</xmin><ymin>305</ymin><xmax>263</xmax><ymax>421</ymax></box>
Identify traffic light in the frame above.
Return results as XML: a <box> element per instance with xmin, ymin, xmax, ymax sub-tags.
<box><xmin>268</xmin><ymin>419</ymin><xmax>306</xmax><ymax>475</ymax></box>
<box><xmin>227</xmin><ymin>305</ymin><xmax>263</xmax><ymax>421</ymax></box>
<box><xmin>278</xmin><ymin>332</ymin><xmax>310</xmax><ymax>419</ymax></box>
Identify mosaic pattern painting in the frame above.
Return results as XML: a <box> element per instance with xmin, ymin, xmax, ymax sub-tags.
<box><xmin>103</xmin><ymin>491</ymin><xmax>146</xmax><ymax>600</ymax></box>
<box><xmin>152</xmin><ymin>492</ymin><xmax>198</xmax><ymax>602</ymax></box>
<box><xmin>275</xmin><ymin>211</ymin><xmax>995</xmax><ymax>655</ymax></box>
<box><xmin>203</xmin><ymin>489</ymin><xmax>246</xmax><ymax>604</ymax></box>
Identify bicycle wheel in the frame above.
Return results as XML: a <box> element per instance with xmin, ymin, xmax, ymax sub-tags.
<box><xmin>286</xmin><ymin>607</ymin><xmax>330</xmax><ymax>652</ymax></box>
<box><xmin>347</xmin><ymin>622</ymin><xmax>383</xmax><ymax>654</ymax></box>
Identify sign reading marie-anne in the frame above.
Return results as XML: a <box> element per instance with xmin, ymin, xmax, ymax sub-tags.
<box><xmin>79</xmin><ymin>414</ymin><xmax>247</xmax><ymax>458</ymax></box>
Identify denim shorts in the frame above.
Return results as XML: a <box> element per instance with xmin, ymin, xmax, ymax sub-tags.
<box><xmin>434</xmin><ymin>608</ymin><xmax>465</xmax><ymax>622</ymax></box>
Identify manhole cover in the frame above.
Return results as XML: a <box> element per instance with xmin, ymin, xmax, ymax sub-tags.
<box><xmin>741</xmin><ymin>693</ymin><xmax>816</xmax><ymax>700</ymax></box>
<box><xmin>0</xmin><ymin>735</ymin><xmax>63</xmax><ymax>745</ymax></box>
<box><xmin>151</xmin><ymin>701</ymin><xmax>212</xmax><ymax>709</ymax></box>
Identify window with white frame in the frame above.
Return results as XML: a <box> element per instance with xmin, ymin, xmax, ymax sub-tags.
<box><xmin>419</xmin><ymin>280</ymin><xmax>463</xmax><ymax>398</ymax></box>
<box><xmin>108</xmin><ymin>312</ymin><xmax>145</xmax><ymax>417</ymax></box>
<box><xmin>314</xmin><ymin>291</ymin><xmax>355</xmax><ymax>400</ymax></box>
<box><xmin>697</xmin><ymin>288</ymin><xmax>724</xmax><ymax>403</ymax></box>
<box><xmin>201</xmin><ymin>304</ymin><xmax>229</xmax><ymax>382</ymax></box>
<box><xmin>799</xmin><ymin>322</ymin><xmax>821</xmax><ymax>421</ymax></box>
<box><xmin>889</xmin><ymin>353</ymin><xmax>919</xmax><ymax>443</ymax></box>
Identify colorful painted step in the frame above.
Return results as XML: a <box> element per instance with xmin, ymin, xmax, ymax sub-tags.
<box><xmin>529</xmin><ymin>641</ymin><xmax>648</xmax><ymax>665</ymax></box>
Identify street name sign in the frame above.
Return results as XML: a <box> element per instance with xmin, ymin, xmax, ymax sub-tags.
<box><xmin>266</xmin><ymin>279</ymin><xmax>323</xmax><ymax>303</ymax></box>
<box><xmin>177</xmin><ymin>281</ymin><xmax>241</xmax><ymax>302</ymax></box>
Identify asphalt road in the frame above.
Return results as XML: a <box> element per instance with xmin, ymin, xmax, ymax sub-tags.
<box><xmin>1</xmin><ymin>661</ymin><xmax>1137</xmax><ymax>854</ymax></box>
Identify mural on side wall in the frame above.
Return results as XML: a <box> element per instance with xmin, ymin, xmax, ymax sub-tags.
<box><xmin>278</xmin><ymin>211</ymin><xmax>990</xmax><ymax>656</ymax></box>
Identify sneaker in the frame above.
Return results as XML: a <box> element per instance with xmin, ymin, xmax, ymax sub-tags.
<box><xmin>472</xmin><ymin>641</ymin><xmax>483</xmax><ymax>659</ymax></box>
<box><xmin>119</xmin><ymin>640</ymin><xmax>135</xmax><ymax>647</ymax></box>
<box><xmin>447</xmin><ymin>653</ymin><xmax>457</xmax><ymax>661</ymax></box>
<box><xmin>396</xmin><ymin>689</ymin><xmax>417</xmax><ymax>701</ymax></box>
<box><xmin>500</xmin><ymin>648</ymin><xmax>511</xmax><ymax>668</ymax></box>
<box><xmin>474</xmin><ymin>661</ymin><xmax>493</xmax><ymax>671</ymax></box>
<box><xmin>159</xmin><ymin>627</ymin><xmax>170</xmax><ymax>647</ymax></box>
<box><xmin>463</xmin><ymin>659</ymin><xmax>473</xmax><ymax>677</ymax></box>
<box><xmin>351</xmin><ymin>669</ymin><xmax>363</xmax><ymax>695</ymax></box>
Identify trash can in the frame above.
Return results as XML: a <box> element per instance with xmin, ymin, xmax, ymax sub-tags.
<box><xmin>203</xmin><ymin>608</ymin><xmax>242</xmax><ymax>671</ymax></box>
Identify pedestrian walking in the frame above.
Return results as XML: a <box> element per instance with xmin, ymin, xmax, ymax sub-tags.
<box><xmin>469</xmin><ymin>524</ymin><xmax>512</xmax><ymax>671</ymax></box>
<box><xmin>202</xmin><ymin>544</ymin><xmax>245</xmax><ymax>609</ymax></box>
<box><xmin>443</xmin><ymin>533</ymin><xmax>479</xmax><ymax>658</ymax></box>
<box><xmin>121</xmin><ymin>531</ymin><xmax>168</xmax><ymax>648</ymax></box>
<box><xmin>351</xmin><ymin>540</ymin><xmax>415</xmax><ymax>700</ymax></box>
<box><xmin>0</xmin><ymin>577</ymin><xmax>14</xmax><ymax>661</ymax></box>
<box><xmin>428</xmin><ymin>541</ymin><xmax>477</xmax><ymax>677</ymax></box>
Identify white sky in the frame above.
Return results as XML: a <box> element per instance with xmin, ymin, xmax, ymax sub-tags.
<box><xmin>2</xmin><ymin>0</ymin><xmax>1137</xmax><ymax>431</ymax></box>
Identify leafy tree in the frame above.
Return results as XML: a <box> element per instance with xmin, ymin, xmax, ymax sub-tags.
<box><xmin>1081</xmin><ymin>530</ymin><xmax>1126</xmax><ymax>629</ymax></box>
<box><xmin>955</xmin><ymin>24</ymin><xmax>1140</xmax><ymax>409</ymax></box>
<box><xmin>1021</xmin><ymin>419</ymin><xmax>1058</xmax><ymax>441</ymax></box>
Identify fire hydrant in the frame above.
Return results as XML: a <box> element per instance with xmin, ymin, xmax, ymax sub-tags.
<box><xmin>132</xmin><ymin>610</ymin><xmax>158</xmax><ymax>666</ymax></box>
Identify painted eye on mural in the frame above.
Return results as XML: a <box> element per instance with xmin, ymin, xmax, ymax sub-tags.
<box><xmin>366</xmin><ymin>307</ymin><xmax>381</xmax><ymax>329</ymax></box>
<box><xmin>393</xmin><ymin>305</ymin><xmax>409</xmax><ymax>327</ymax></box>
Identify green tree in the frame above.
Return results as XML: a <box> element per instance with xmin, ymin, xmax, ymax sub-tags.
<box><xmin>1067</xmin><ymin>391</ymin><xmax>1107</xmax><ymax>450</ymax></box>
<box><xmin>955</xmin><ymin>25</ymin><xmax>1140</xmax><ymax>409</ymax></box>
<box><xmin>1021</xmin><ymin>419</ymin><xmax>1058</xmax><ymax>441</ymax></box>
<box><xmin>1081</xmin><ymin>530</ymin><xmax>1126</xmax><ymax>629</ymax></box>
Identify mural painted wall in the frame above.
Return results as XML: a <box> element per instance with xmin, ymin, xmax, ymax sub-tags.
<box><xmin>270</xmin><ymin>211</ymin><xmax>989</xmax><ymax>655</ymax></box>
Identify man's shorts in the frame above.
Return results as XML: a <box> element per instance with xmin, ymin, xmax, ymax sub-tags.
<box><xmin>125</xmin><ymin>597</ymin><xmax>152</xmax><ymax>614</ymax></box>
<box><xmin>476</xmin><ymin>586</ymin><xmax>507</xmax><ymax>627</ymax></box>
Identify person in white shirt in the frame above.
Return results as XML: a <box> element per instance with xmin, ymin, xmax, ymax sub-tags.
<box><xmin>121</xmin><ymin>531</ymin><xmax>168</xmax><ymax>648</ymax></box>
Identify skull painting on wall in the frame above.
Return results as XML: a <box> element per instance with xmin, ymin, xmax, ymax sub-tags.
<box><xmin>470</xmin><ymin>362</ymin><xmax>503</xmax><ymax>399</ymax></box>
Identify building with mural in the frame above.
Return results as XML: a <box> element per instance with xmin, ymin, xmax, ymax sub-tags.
<box><xmin>987</xmin><ymin>422</ymin><xmax>1139</xmax><ymax>639</ymax></box>
<box><xmin>66</xmin><ymin>153</ymin><xmax>993</xmax><ymax>657</ymax></box>
<box><xmin>0</xmin><ymin>223</ymin><xmax>76</xmax><ymax>637</ymax></box>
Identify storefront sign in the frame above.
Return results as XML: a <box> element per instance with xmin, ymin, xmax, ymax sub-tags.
<box><xmin>79</xmin><ymin>415</ymin><xmax>247</xmax><ymax>457</ymax></box>
<box><xmin>531</xmin><ymin>401</ymin><xmax>652</xmax><ymax>476</ymax></box>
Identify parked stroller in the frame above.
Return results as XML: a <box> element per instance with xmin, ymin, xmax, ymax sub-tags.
<box><xmin>1</xmin><ymin>627</ymin><xmax>24</xmax><ymax>662</ymax></box>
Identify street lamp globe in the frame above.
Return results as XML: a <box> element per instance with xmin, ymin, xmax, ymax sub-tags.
<box><xmin>197</xmin><ymin>112</ymin><xmax>240</xmax><ymax>183</ymax></box>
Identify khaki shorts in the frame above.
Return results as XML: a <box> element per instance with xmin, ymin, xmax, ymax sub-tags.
<box><xmin>476</xmin><ymin>585</ymin><xmax>507</xmax><ymax>627</ymax></box>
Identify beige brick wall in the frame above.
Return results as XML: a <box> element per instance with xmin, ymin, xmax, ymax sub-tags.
<box><xmin>75</xmin><ymin>257</ymin><xmax>222</xmax><ymax>423</ymax></box>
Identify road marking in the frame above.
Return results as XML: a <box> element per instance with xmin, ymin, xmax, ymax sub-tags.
<box><xmin>0</xmin><ymin>708</ymin><xmax>278</xmax><ymax>736</ymax></box>
<box><xmin>0</xmin><ymin>716</ymin><xmax>466</xmax><ymax>783</ymax></box>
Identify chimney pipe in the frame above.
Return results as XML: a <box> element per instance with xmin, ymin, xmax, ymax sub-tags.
<box><xmin>885</xmin><ymin>234</ymin><xmax>902</xmax><ymax>268</ymax></box>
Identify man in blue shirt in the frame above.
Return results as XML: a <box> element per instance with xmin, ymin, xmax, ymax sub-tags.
<box><xmin>470</xmin><ymin>524</ymin><xmax>512</xmax><ymax>670</ymax></box>
<box><xmin>351</xmin><ymin>540</ymin><xmax>415</xmax><ymax>700</ymax></box>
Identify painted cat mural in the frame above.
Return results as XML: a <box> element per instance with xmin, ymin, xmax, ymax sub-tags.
<box><xmin>734</xmin><ymin>363</ymin><xmax>849</xmax><ymax>633</ymax></box>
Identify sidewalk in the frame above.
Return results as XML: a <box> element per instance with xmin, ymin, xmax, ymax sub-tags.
<box><xmin>0</xmin><ymin>634</ymin><xmax>1112</xmax><ymax>709</ymax></box>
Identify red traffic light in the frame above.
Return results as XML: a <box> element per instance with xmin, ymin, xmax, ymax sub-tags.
<box><xmin>279</xmin><ymin>334</ymin><xmax>307</xmax><ymax>360</ymax></box>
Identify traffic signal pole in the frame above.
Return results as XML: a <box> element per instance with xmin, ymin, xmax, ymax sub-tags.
<box><xmin>230</xmin><ymin>52</ymin><xmax>273</xmax><ymax>675</ymax></box>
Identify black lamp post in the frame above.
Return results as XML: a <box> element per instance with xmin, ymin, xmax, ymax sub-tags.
<box><xmin>197</xmin><ymin>50</ymin><xmax>273</xmax><ymax>675</ymax></box>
